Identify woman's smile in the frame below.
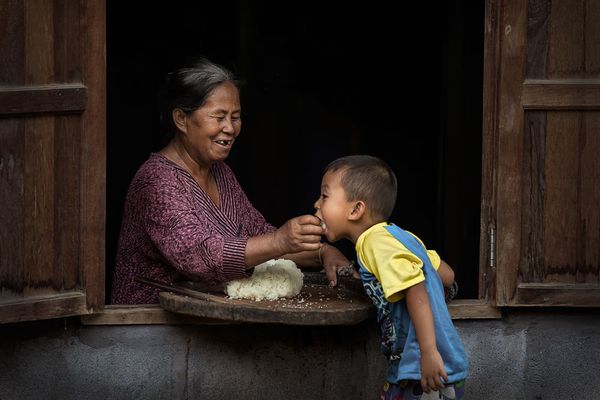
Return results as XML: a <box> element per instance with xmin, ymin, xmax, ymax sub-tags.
<box><xmin>214</xmin><ymin>139</ymin><xmax>234</xmax><ymax>147</ymax></box>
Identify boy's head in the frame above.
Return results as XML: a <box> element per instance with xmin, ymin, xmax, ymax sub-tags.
<box><xmin>314</xmin><ymin>155</ymin><xmax>397</xmax><ymax>243</ymax></box>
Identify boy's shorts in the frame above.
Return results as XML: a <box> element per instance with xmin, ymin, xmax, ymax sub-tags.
<box><xmin>380</xmin><ymin>380</ymin><xmax>465</xmax><ymax>400</ymax></box>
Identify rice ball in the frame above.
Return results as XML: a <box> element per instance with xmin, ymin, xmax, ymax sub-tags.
<box><xmin>225</xmin><ymin>258</ymin><xmax>304</xmax><ymax>301</ymax></box>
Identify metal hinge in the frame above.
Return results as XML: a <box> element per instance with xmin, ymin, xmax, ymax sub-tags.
<box><xmin>489</xmin><ymin>225</ymin><xmax>496</xmax><ymax>270</ymax></box>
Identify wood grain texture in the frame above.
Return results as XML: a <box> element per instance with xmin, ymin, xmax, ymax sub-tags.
<box><xmin>159</xmin><ymin>288</ymin><xmax>375</xmax><ymax>326</ymax></box>
<box><xmin>520</xmin><ymin>111</ymin><xmax>546</xmax><ymax>283</ymax></box>
<box><xmin>80</xmin><ymin>305</ymin><xmax>227</xmax><ymax>326</ymax></box>
<box><xmin>53</xmin><ymin>0</ymin><xmax>83</xmax><ymax>83</ymax></box>
<box><xmin>495</xmin><ymin>0</ymin><xmax>528</xmax><ymax>305</ymax></box>
<box><xmin>494</xmin><ymin>0</ymin><xmax>600</xmax><ymax>306</ymax></box>
<box><xmin>23</xmin><ymin>0</ymin><xmax>55</xmax><ymax>298</ymax></box>
<box><xmin>0</xmin><ymin>118</ymin><xmax>25</xmax><ymax>298</ymax></box>
<box><xmin>480</xmin><ymin>0</ymin><xmax>501</xmax><ymax>303</ymax></box>
<box><xmin>0</xmin><ymin>1</ymin><xmax>25</xmax><ymax>301</ymax></box>
<box><xmin>526</xmin><ymin>0</ymin><xmax>550</xmax><ymax>79</ymax></box>
<box><xmin>1</xmin><ymin>0</ymin><xmax>106</xmax><ymax>322</ymax></box>
<box><xmin>515</xmin><ymin>283</ymin><xmax>600</xmax><ymax>306</ymax></box>
<box><xmin>578</xmin><ymin>113</ymin><xmax>600</xmax><ymax>282</ymax></box>
<box><xmin>79</xmin><ymin>0</ymin><xmax>106</xmax><ymax>311</ymax></box>
<box><xmin>522</xmin><ymin>81</ymin><xmax>600</xmax><ymax>109</ymax></box>
<box><xmin>549</xmin><ymin>0</ymin><xmax>586</xmax><ymax>79</ymax></box>
<box><xmin>0</xmin><ymin>84</ymin><xmax>87</xmax><ymax>115</ymax></box>
<box><xmin>54</xmin><ymin>114</ymin><xmax>80</xmax><ymax>291</ymax></box>
<box><xmin>543</xmin><ymin>111</ymin><xmax>579</xmax><ymax>282</ymax></box>
<box><xmin>80</xmin><ymin>302</ymin><xmax>501</xmax><ymax>325</ymax></box>
<box><xmin>0</xmin><ymin>292</ymin><xmax>87</xmax><ymax>323</ymax></box>
<box><xmin>0</xmin><ymin>0</ymin><xmax>24</xmax><ymax>85</ymax></box>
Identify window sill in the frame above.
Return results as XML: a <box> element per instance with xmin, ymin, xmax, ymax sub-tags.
<box><xmin>448</xmin><ymin>299</ymin><xmax>502</xmax><ymax>319</ymax></box>
<box><xmin>81</xmin><ymin>300</ymin><xmax>501</xmax><ymax>326</ymax></box>
<box><xmin>80</xmin><ymin>304</ymin><xmax>234</xmax><ymax>326</ymax></box>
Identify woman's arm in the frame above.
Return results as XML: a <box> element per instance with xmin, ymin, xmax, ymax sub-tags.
<box><xmin>405</xmin><ymin>282</ymin><xmax>448</xmax><ymax>393</ymax></box>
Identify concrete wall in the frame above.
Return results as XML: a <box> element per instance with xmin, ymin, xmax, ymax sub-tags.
<box><xmin>1</xmin><ymin>309</ymin><xmax>600</xmax><ymax>400</ymax></box>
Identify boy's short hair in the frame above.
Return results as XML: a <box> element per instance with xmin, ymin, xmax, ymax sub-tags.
<box><xmin>324</xmin><ymin>155</ymin><xmax>397</xmax><ymax>221</ymax></box>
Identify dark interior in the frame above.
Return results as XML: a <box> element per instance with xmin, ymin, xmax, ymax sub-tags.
<box><xmin>106</xmin><ymin>1</ymin><xmax>484</xmax><ymax>300</ymax></box>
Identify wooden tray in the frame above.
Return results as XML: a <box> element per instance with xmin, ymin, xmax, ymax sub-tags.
<box><xmin>144</xmin><ymin>273</ymin><xmax>374</xmax><ymax>325</ymax></box>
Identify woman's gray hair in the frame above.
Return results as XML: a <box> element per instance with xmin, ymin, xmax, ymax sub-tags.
<box><xmin>158</xmin><ymin>57</ymin><xmax>239</xmax><ymax>144</ymax></box>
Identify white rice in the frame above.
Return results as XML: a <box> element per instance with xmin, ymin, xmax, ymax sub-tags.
<box><xmin>225</xmin><ymin>258</ymin><xmax>304</xmax><ymax>301</ymax></box>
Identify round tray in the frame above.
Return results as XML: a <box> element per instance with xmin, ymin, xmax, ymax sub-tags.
<box><xmin>158</xmin><ymin>273</ymin><xmax>374</xmax><ymax>325</ymax></box>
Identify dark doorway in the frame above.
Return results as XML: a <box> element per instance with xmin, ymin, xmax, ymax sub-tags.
<box><xmin>106</xmin><ymin>1</ymin><xmax>484</xmax><ymax>300</ymax></box>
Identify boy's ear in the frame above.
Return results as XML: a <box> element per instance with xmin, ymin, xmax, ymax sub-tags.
<box><xmin>172</xmin><ymin>108</ymin><xmax>187</xmax><ymax>133</ymax></box>
<box><xmin>348</xmin><ymin>201</ymin><xmax>366</xmax><ymax>221</ymax></box>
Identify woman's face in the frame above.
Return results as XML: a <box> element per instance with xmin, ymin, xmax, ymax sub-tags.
<box><xmin>314</xmin><ymin>169</ymin><xmax>354</xmax><ymax>243</ymax></box>
<box><xmin>177</xmin><ymin>81</ymin><xmax>242</xmax><ymax>166</ymax></box>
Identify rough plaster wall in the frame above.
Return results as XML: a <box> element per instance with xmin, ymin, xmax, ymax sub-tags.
<box><xmin>1</xmin><ymin>310</ymin><xmax>600</xmax><ymax>400</ymax></box>
<box><xmin>0</xmin><ymin>321</ymin><xmax>384</xmax><ymax>400</ymax></box>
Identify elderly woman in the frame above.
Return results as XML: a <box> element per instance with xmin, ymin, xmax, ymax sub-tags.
<box><xmin>111</xmin><ymin>58</ymin><xmax>349</xmax><ymax>304</ymax></box>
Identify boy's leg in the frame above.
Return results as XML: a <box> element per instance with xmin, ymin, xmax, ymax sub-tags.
<box><xmin>380</xmin><ymin>381</ymin><xmax>422</xmax><ymax>400</ymax></box>
<box><xmin>380</xmin><ymin>380</ymin><xmax>466</xmax><ymax>400</ymax></box>
<box><xmin>447</xmin><ymin>380</ymin><xmax>465</xmax><ymax>400</ymax></box>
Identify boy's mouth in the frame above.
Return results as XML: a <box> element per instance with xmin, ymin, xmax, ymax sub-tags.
<box><xmin>320</xmin><ymin>220</ymin><xmax>327</xmax><ymax>231</ymax></box>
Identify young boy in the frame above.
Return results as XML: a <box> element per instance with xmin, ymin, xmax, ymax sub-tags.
<box><xmin>314</xmin><ymin>155</ymin><xmax>468</xmax><ymax>400</ymax></box>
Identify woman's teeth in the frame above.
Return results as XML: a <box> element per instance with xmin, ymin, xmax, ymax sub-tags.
<box><xmin>215</xmin><ymin>140</ymin><xmax>231</xmax><ymax>146</ymax></box>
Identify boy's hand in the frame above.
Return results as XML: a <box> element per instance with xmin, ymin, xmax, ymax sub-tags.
<box><xmin>320</xmin><ymin>244</ymin><xmax>351</xmax><ymax>286</ymax></box>
<box><xmin>419</xmin><ymin>348</ymin><xmax>448</xmax><ymax>393</ymax></box>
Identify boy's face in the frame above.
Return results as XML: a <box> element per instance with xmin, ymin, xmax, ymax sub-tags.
<box><xmin>314</xmin><ymin>169</ymin><xmax>355</xmax><ymax>243</ymax></box>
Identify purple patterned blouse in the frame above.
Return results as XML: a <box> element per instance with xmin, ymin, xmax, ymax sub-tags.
<box><xmin>111</xmin><ymin>153</ymin><xmax>276</xmax><ymax>304</ymax></box>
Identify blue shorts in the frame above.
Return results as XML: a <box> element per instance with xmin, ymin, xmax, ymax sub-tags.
<box><xmin>380</xmin><ymin>380</ymin><xmax>466</xmax><ymax>400</ymax></box>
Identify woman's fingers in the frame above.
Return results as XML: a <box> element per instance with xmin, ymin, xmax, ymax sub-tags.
<box><xmin>277</xmin><ymin>215</ymin><xmax>325</xmax><ymax>253</ymax></box>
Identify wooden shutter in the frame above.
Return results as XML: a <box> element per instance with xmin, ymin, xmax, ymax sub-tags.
<box><xmin>0</xmin><ymin>0</ymin><xmax>105</xmax><ymax>322</ymax></box>
<box><xmin>484</xmin><ymin>0</ymin><xmax>600</xmax><ymax>306</ymax></box>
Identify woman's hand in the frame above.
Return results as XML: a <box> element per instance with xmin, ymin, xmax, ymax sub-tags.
<box><xmin>274</xmin><ymin>215</ymin><xmax>323</xmax><ymax>254</ymax></box>
<box><xmin>320</xmin><ymin>244</ymin><xmax>352</xmax><ymax>287</ymax></box>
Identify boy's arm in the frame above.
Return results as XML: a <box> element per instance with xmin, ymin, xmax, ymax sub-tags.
<box><xmin>438</xmin><ymin>259</ymin><xmax>459</xmax><ymax>302</ymax></box>
<box><xmin>437</xmin><ymin>259</ymin><xmax>455</xmax><ymax>287</ymax></box>
<box><xmin>405</xmin><ymin>282</ymin><xmax>449</xmax><ymax>393</ymax></box>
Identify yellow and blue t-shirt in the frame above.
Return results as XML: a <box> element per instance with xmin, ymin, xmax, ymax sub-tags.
<box><xmin>355</xmin><ymin>222</ymin><xmax>468</xmax><ymax>384</ymax></box>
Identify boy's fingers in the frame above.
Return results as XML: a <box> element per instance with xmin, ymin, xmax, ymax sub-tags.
<box><xmin>325</xmin><ymin>267</ymin><xmax>337</xmax><ymax>287</ymax></box>
<box><xmin>421</xmin><ymin>378</ymin><xmax>430</xmax><ymax>393</ymax></box>
<box><xmin>434</xmin><ymin>375</ymin><xmax>444</xmax><ymax>390</ymax></box>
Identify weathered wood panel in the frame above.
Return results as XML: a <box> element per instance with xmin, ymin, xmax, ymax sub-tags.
<box><xmin>0</xmin><ymin>0</ymin><xmax>105</xmax><ymax>322</ymax></box>
<box><xmin>79</xmin><ymin>0</ymin><xmax>106</xmax><ymax>311</ymax></box>
<box><xmin>548</xmin><ymin>0</ymin><xmax>591</xmax><ymax>79</ymax></box>
<box><xmin>0</xmin><ymin>0</ymin><xmax>25</xmax><ymax>85</ymax></box>
<box><xmin>0</xmin><ymin>85</ymin><xmax>87</xmax><ymax>115</ymax></box>
<box><xmin>522</xmin><ymin>81</ymin><xmax>600</xmax><ymax>110</ymax></box>
<box><xmin>54</xmin><ymin>0</ymin><xmax>83</xmax><ymax>83</ymax></box>
<box><xmin>23</xmin><ymin>0</ymin><xmax>56</xmax><ymax>299</ymax></box>
<box><xmin>520</xmin><ymin>111</ymin><xmax>546</xmax><ymax>284</ymax></box>
<box><xmin>543</xmin><ymin>112</ymin><xmax>580</xmax><ymax>282</ymax></box>
<box><xmin>0</xmin><ymin>118</ymin><xmax>24</xmax><ymax>297</ymax></box>
<box><xmin>480</xmin><ymin>0</ymin><xmax>501</xmax><ymax>303</ymax></box>
<box><xmin>0</xmin><ymin>1</ymin><xmax>25</xmax><ymax>299</ymax></box>
<box><xmin>54</xmin><ymin>114</ymin><xmax>81</xmax><ymax>291</ymax></box>
<box><xmin>494</xmin><ymin>0</ymin><xmax>528</xmax><ymax>305</ymax></box>
<box><xmin>578</xmin><ymin>113</ymin><xmax>600</xmax><ymax>282</ymax></box>
<box><xmin>493</xmin><ymin>0</ymin><xmax>600</xmax><ymax>305</ymax></box>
